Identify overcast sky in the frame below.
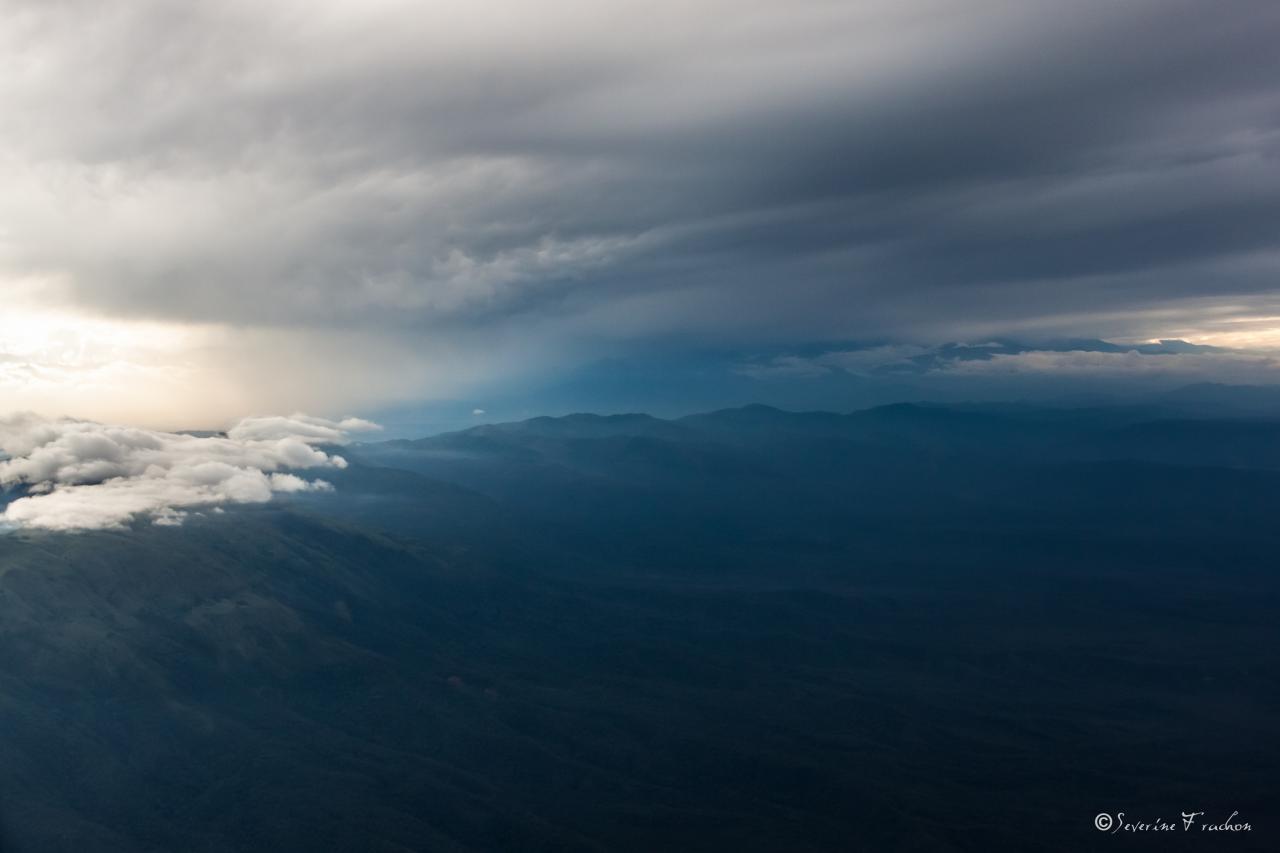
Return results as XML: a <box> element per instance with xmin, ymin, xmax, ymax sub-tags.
<box><xmin>1</xmin><ymin>0</ymin><xmax>1278</xmax><ymax>426</ymax></box>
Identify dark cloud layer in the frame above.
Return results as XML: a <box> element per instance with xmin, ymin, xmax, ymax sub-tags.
<box><xmin>1</xmin><ymin>0</ymin><xmax>1278</xmax><ymax>417</ymax></box>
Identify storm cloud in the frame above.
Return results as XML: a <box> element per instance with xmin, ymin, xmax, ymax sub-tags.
<box><xmin>0</xmin><ymin>0</ymin><xmax>1278</xmax><ymax>419</ymax></box>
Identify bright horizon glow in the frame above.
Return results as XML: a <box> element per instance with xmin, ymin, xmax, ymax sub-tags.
<box><xmin>0</xmin><ymin>292</ymin><xmax>247</xmax><ymax>429</ymax></box>
<box><xmin>0</xmin><ymin>285</ymin><xmax>465</xmax><ymax>430</ymax></box>
<box><xmin>1174</xmin><ymin>317</ymin><xmax>1280</xmax><ymax>351</ymax></box>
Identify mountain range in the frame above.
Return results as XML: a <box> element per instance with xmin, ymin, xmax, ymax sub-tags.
<box><xmin>1</xmin><ymin>402</ymin><xmax>1277</xmax><ymax>851</ymax></box>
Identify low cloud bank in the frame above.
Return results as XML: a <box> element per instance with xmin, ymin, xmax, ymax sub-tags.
<box><xmin>0</xmin><ymin>413</ymin><xmax>380</xmax><ymax>531</ymax></box>
<box><xmin>737</xmin><ymin>339</ymin><xmax>1280</xmax><ymax>383</ymax></box>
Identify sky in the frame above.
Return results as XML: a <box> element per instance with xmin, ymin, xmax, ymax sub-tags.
<box><xmin>1</xmin><ymin>0</ymin><xmax>1279</xmax><ymax>428</ymax></box>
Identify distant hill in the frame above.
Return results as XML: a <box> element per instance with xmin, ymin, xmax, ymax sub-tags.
<box><xmin>370</xmin><ymin>400</ymin><xmax>1280</xmax><ymax>473</ymax></box>
<box><xmin>1158</xmin><ymin>381</ymin><xmax>1280</xmax><ymax>417</ymax></box>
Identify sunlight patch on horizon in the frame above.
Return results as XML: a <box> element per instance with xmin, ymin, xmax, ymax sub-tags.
<box><xmin>0</xmin><ymin>293</ymin><xmax>243</xmax><ymax>428</ymax></box>
<box><xmin>1155</xmin><ymin>314</ymin><xmax>1280</xmax><ymax>351</ymax></box>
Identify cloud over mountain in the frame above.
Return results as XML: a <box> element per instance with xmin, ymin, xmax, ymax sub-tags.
<box><xmin>0</xmin><ymin>413</ymin><xmax>378</xmax><ymax>531</ymax></box>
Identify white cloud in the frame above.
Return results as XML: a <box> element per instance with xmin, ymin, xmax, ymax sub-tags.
<box><xmin>227</xmin><ymin>414</ymin><xmax>381</xmax><ymax>444</ymax></box>
<box><xmin>0</xmin><ymin>412</ymin><xmax>375</xmax><ymax>531</ymax></box>
<box><xmin>936</xmin><ymin>349</ymin><xmax>1280</xmax><ymax>380</ymax></box>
